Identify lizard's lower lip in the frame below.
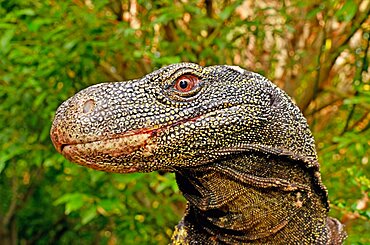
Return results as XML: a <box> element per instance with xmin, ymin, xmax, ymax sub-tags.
<box><xmin>61</xmin><ymin>141</ymin><xmax>144</xmax><ymax>173</ymax></box>
<box><xmin>62</xmin><ymin>144</ymin><xmax>140</xmax><ymax>173</ymax></box>
<box><xmin>60</xmin><ymin>131</ymin><xmax>156</xmax><ymax>160</ymax></box>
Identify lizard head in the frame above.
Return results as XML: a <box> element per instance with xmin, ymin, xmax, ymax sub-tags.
<box><xmin>50</xmin><ymin>63</ymin><xmax>344</xmax><ymax>243</ymax></box>
<box><xmin>50</xmin><ymin>63</ymin><xmax>317</xmax><ymax>173</ymax></box>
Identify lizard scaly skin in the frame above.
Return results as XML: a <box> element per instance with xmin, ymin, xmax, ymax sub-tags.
<box><xmin>50</xmin><ymin>63</ymin><xmax>346</xmax><ymax>244</ymax></box>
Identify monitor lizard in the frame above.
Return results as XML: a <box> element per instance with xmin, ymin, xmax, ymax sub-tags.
<box><xmin>50</xmin><ymin>63</ymin><xmax>346</xmax><ymax>244</ymax></box>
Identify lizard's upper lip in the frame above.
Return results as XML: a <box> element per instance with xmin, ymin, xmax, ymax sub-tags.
<box><xmin>50</xmin><ymin>122</ymin><xmax>159</xmax><ymax>156</ymax></box>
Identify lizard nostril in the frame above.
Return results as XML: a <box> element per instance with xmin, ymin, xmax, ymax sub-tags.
<box><xmin>82</xmin><ymin>99</ymin><xmax>95</xmax><ymax>114</ymax></box>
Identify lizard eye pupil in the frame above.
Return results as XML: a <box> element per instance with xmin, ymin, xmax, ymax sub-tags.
<box><xmin>179</xmin><ymin>80</ymin><xmax>188</xmax><ymax>89</ymax></box>
<box><xmin>174</xmin><ymin>75</ymin><xmax>199</xmax><ymax>92</ymax></box>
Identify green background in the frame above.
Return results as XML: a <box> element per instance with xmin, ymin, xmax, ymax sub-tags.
<box><xmin>0</xmin><ymin>0</ymin><xmax>369</xmax><ymax>244</ymax></box>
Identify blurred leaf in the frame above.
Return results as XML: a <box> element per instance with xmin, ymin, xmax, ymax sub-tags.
<box><xmin>306</xmin><ymin>7</ymin><xmax>321</xmax><ymax>19</ymax></box>
<box><xmin>0</xmin><ymin>162</ymin><xmax>6</xmax><ymax>173</ymax></box>
<box><xmin>0</xmin><ymin>29</ymin><xmax>15</xmax><ymax>52</ymax></box>
<box><xmin>343</xmin><ymin>95</ymin><xmax>370</xmax><ymax>105</ymax></box>
<box><xmin>219</xmin><ymin>1</ymin><xmax>243</xmax><ymax>21</ymax></box>
<box><xmin>54</xmin><ymin>193</ymin><xmax>87</xmax><ymax>214</ymax></box>
<box><xmin>14</xmin><ymin>8</ymin><xmax>36</xmax><ymax>17</ymax></box>
<box><xmin>154</xmin><ymin>9</ymin><xmax>182</xmax><ymax>24</ymax></box>
<box><xmin>81</xmin><ymin>205</ymin><xmax>97</xmax><ymax>225</ymax></box>
<box><xmin>335</xmin><ymin>0</ymin><xmax>357</xmax><ymax>22</ymax></box>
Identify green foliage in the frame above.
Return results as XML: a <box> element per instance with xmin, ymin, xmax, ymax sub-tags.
<box><xmin>0</xmin><ymin>0</ymin><xmax>369</xmax><ymax>244</ymax></box>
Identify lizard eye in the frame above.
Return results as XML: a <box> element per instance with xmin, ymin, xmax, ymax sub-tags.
<box><xmin>174</xmin><ymin>75</ymin><xmax>199</xmax><ymax>92</ymax></box>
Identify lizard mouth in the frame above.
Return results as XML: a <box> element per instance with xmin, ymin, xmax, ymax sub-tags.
<box><xmin>50</xmin><ymin>103</ymin><xmax>241</xmax><ymax>171</ymax></box>
<box><xmin>50</xmin><ymin>100</ymin><xmax>248</xmax><ymax>158</ymax></box>
<box><xmin>60</xmin><ymin>144</ymin><xmax>67</xmax><ymax>152</ymax></box>
<box><xmin>50</xmin><ymin>113</ymin><xmax>202</xmax><ymax>173</ymax></box>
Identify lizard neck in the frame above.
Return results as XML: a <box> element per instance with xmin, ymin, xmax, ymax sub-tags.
<box><xmin>173</xmin><ymin>153</ymin><xmax>331</xmax><ymax>244</ymax></box>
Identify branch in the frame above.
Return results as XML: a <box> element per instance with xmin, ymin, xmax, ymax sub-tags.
<box><xmin>301</xmin><ymin>2</ymin><xmax>370</xmax><ymax>113</ymax></box>
<box><xmin>19</xmin><ymin>167</ymin><xmax>44</xmax><ymax>206</ymax></box>
<box><xmin>348</xmin><ymin>110</ymin><xmax>370</xmax><ymax>132</ymax></box>
<box><xmin>306</xmin><ymin>97</ymin><xmax>343</xmax><ymax>117</ymax></box>
<box><xmin>341</xmin><ymin>24</ymin><xmax>370</xmax><ymax>135</ymax></box>
<box><xmin>28</xmin><ymin>214</ymin><xmax>68</xmax><ymax>245</ymax></box>
<box><xmin>360</xmin><ymin>120</ymin><xmax>370</xmax><ymax>133</ymax></box>
<box><xmin>300</xmin><ymin>16</ymin><xmax>327</xmax><ymax>114</ymax></box>
<box><xmin>205</xmin><ymin>0</ymin><xmax>213</xmax><ymax>18</ymax></box>
<box><xmin>341</xmin><ymin>104</ymin><xmax>357</xmax><ymax>135</ymax></box>
<box><xmin>3</xmin><ymin>176</ymin><xmax>18</xmax><ymax>228</ymax></box>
